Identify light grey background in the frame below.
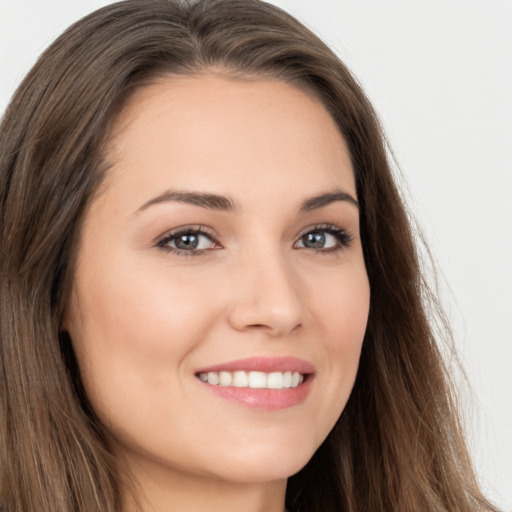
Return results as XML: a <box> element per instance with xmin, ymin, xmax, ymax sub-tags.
<box><xmin>1</xmin><ymin>1</ymin><xmax>510</xmax><ymax>508</ymax></box>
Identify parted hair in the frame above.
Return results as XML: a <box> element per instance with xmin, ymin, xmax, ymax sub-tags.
<box><xmin>0</xmin><ymin>1</ymin><xmax>499</xmax><ymax>511</ymax></box>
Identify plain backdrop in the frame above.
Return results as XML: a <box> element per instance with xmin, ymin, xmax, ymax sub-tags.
<box><xmin>1</xmin><ymin>1</ymin><xmax>510</xmax><ymax>509</ymax></box>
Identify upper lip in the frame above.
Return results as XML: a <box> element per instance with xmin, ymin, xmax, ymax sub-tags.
<box><xmin>196</xmin><ymin>356</ymin><xmax>315</xmax><ymax>375</ymax></box>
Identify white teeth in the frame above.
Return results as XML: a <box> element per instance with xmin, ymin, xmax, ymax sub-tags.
<box><xmin>248</xmin><ymin>371</ymin><xmax>267</xmax><ymax>388</ymax></box>
<box><xmin>232</xmin><ymin>371</ymin><xmax>249</xmax><ymax>387</ymax></box>
<box><xmin>267</xmin><ymin>372</ymin><xmax>284</xmax><ymax>389</ymax></box>
<box><xmin>207</xmin><ymin>372</ymin><xmax>219</xmax><ymax>385</ymax></box>
<box><xmin>219</xmin><ymin>371</ymin><xmax>233</xmax><ymax>386</ymax></box>
<box><xmin>199</xmin><ymin>370</ymin><xmax>305</xmax><ymax>389</ymax></box>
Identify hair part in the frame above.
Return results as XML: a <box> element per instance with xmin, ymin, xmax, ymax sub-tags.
<box><xmin>0</xmin><ymin>1</ymin><xmax>498</xmax><ymax>510</ymax></box>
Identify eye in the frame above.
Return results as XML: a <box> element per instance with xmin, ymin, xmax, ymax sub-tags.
<box><xmin>156</xmin><ymin>227</ymin><xmax>220</xmax><ymax>255</ymax></box>
<box><xmin>294</xmin><ymin>225</ymin><xmax>352</xmax><ymax>252</ymax></box>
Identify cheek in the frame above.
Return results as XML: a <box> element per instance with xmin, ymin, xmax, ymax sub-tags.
<box><xmin>307</xmin><ymin>264</ymin><xmax>370</xmax><ymax>430</ymax></box>
<box><xmin>331</xmin><ymin>269</ymin><xmax>369</xmax><ymax>366</ymax></box>
<box><xmin>74</xmin><ymin>255</ymin><xmax>216</xmax><ymax>346</ymax></box>
<box><xmin>67</xmin><ymin>259</ymin><xmax>221</xmax><ymax>415</ymax></box>
<box><xmin>312</xmin><ymin>258</ymin><xmax>370</xmax><ymax>347</ymax></box>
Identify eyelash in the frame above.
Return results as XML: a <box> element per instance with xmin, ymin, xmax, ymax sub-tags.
<box><xmin>155</xmin><ymin>224</ymin><xmax>353</xmax><ymax>257</ymax></box>
<box><xmin>297</xmin><ymin>224</ymin><xmax>353</xmax><ymax>254</ymax></box>
<box><xmin>156</xmin><ymin>226</ymin><xmax>219</xmax><ymax>256</ymax></box>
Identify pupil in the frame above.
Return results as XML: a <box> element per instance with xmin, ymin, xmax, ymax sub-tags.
<box><xmin>304</xmin><ymin>232</ymin><xmax>325</xmax><ymax>248</ymax></box>
<box><xmin>176</xmin><ymin>233</ymin><xmax>199</xmax><ymax>250</ymax></box>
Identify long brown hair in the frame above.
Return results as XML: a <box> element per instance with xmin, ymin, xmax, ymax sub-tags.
<box><xmin>0</xmin><ymin>1</ymin><xmax>498</xmax><ymax>511</ymax></box>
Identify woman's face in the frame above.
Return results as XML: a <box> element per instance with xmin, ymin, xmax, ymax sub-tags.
<box><xmin>65</xmin><ymin>76</ymin><xmax>370</xmax><ymax>485</ymax></box>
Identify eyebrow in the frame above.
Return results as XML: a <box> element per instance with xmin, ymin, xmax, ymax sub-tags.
<box><xmin>135</xmin><ymin>187</ymin><xmax>358</xmax><ymax>214</ymax></box>
<box><xmin>136</xmin><ymin>190</ymin><xmax>237</xmax><ymax>213</ymax></box>
<box><xmin>299</xmin><ymin>189</ymin><xmax>359</xmax><ymax>211</ymax></box>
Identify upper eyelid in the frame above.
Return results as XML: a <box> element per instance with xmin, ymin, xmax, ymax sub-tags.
<box><xmin>155</xmin><ymin>223</ymin><xmax>351</xmax><ymax>250</ymax></box>
<box><xmin>155</xmin><ymin>228</ymin><xmax>220</xmax><ymax>257</ymax></box>
<box><xmin>156</xmin><ymin>225</ymin><xmax>218</xmax><ymax>243</ymax></box>
<box><xmin>157</xmin><ymin>223</ymin><xmax>347</xmax><ymax>237</ymax></box>
<box><xmin>296</xmin><ymin>223</ymin><xmax>351</xmax><ymax>238</ymax></box>
<box><xmin>296</xmin><ymin>224</ymin><xmax>352</xmax><ymax>242</ymax></box>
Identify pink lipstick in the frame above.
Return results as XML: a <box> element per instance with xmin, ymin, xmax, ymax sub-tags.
<box><xmin>195</xmin><ymin>356</ymin><xmax>314</xmax><ymax>410</ymax></box>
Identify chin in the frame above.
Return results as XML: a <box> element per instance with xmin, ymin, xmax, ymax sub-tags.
<box><xmin>201</xmin><ymin>437</ymin><xmax>319</xmax><ymax>484</ymax></box>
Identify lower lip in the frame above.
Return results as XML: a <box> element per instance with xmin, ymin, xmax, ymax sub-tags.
<box><xmin>198</xmin><ymin>376</ymin><xmax>313</xmax><ymax>410</ymax></box>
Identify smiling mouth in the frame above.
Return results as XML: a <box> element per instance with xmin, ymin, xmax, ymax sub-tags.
<box><xmin>196</xmin><ymin>370</ymin><xmax>306</xmax><ymax>389</ymax></box>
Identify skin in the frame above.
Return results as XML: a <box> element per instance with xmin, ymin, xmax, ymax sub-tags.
<box><xmin>65</xmin><ymin>75</ymin><xmax>370</xmax><ymax>512</ymax></box>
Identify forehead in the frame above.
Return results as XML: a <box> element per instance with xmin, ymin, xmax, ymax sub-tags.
<box><xmin>101</xmin><ymin>74</ymin><xmax>355</xmax><ymax>211</ymax></box>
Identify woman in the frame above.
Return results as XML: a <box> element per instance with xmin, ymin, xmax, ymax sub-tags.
<box><xmin>0</xmin><ymin>1</ymin><xmax>500</xmax><ymax>511</ymax></box>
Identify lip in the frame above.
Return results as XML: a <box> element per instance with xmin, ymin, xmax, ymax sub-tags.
<box><xmin>195</xmin><ymin>356</ymin><xmax>315</xmax><ymax>411</ymax></box>
<box><xmin>196</xmin><ymin>356</ymin><xmax>315</xmax><ymax>374</ymax></box>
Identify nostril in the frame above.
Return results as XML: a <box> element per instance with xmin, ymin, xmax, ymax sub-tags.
<box><xmin>227</xmin><ymin>297</ymin><xmax>304</xmax><ymax>335</ymax></box>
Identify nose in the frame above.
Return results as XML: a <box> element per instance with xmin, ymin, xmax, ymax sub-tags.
<box><xmin>227</xmin><ymin>251</ymin><xmax>304</xmax><ymax>336</ymax></box>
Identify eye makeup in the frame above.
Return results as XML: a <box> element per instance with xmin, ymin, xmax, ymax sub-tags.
<box><xmin>155</xmin><ymin>222</ymin><xmax>353</xmax><ymax>258</ymax></box>
<box><xmin>294</xmin><ymin>223</ymin><xmax>353</xmax><ymax>254</ymax></box>
<box><xmin>156</xmin><ymin>225</ymin><xmax>221</xmax><ymax>256</ymax></box>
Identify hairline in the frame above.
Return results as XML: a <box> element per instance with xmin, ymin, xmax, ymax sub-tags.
<box><xmin>92</xmin><ymin>66</ymin><xmax>352</xmax><ymax>207</ymax></box>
